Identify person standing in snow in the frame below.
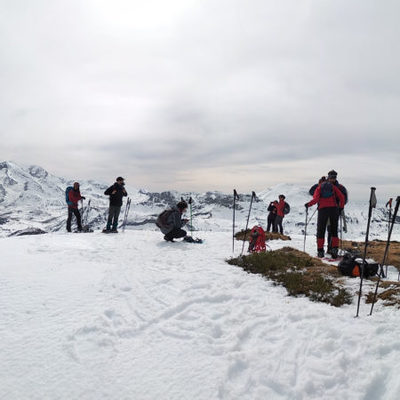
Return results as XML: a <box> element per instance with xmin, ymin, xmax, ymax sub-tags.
<box><xmin>273</xmin><ymin>194</ymin><xmax>288</xmax><ymax>235</ymax></box>
<box><xmin>267</xmin><ymin>201</ymin><xmax>277</xmax><ymax>232</ymax></box>
<box><xmin>104</xmin><ymin>177</ymin><xmax>128</xmax><ymax>233</ymax></box>
<box><xmin>305</xmin><ymin>173</ymin><xmax>345</xmax><ymax>259</ymax></box>
<box><xmin>67</xmin><ymin>182</ymin><xmax>85</xmax><ymax>232</ymax></box>
<box><xmin>156</xmin><ymin>200</ymin><xmax>190</xmax><ymax>242</ymax></box>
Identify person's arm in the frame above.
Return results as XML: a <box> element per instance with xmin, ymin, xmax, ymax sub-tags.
<box><xmin>334</xmin><ymin>185</ymin><xmax>345</xmax><ymax>209</ymax></box>
<box><xmin>307</xmin><ymin>185</ymin><xmax>321</xmax><ymax>207</ymax></box>
<box><xmin>104</xmin><ymin>185</ymin><xmax>113</xmax><ymax>195</ymax></box>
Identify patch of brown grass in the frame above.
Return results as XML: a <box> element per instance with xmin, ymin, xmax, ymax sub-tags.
<box><xmin>227</xmin><ymin>247</ymin><xmax>352</xmax><ymax>307</ymax></box>
<box><xmin>235</xmin><ymin>229</ymin><xmax>291</xmax><ymax>241</ymax></box>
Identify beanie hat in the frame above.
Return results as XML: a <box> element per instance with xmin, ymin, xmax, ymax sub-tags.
<box><xmin>116</xmin><ymin>177</ymin><xmax>124</xmax><ymax>182</ymax></box>
<box><xmin>328</xmin><ymin>170</ymin><xmax>337</xmax><ymax>179</ymax></box>
<box><xmin>177</xmin><ymin>200</ymin><xmax>188</xmax><ymax>210</ymax></box>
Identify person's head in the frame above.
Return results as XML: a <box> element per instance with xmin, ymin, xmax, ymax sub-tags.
<box><xmin>319</xmin><ymin>176</ymin><xmax>326</xmax><ymax>184</ymax></box>
<box><xmin>327</xmin><ymin>170</ymin><xmax>337</xmax><ymax>182</ymax></box>
<box><xmin>176</xmin><ymin>200</ymin><xmax>188</xmax><ymax>213</ymax></box>
<box><xmin>116</xmin><ymin>177</ymin><xmax>125</xmax><ymax>185</ymax></box>
<box><xmin>73</xmin><ymin>182</ymin><xmax>80</xmax><ymax>190</ymax></box>
<box><xmin>279</xmin><ymin>194</ymin><xmax>285</xmax><ymax>200</ymax></box>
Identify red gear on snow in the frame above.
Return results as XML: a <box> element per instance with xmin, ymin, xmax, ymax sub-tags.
<box><xmin>248</xmin><ymin>226</ymin><xmax>266</xmax><ymax>253</ymax></box>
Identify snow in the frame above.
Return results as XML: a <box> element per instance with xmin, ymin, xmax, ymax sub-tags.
<box><xmin>1</xmin><ymin>230</ymin><xmax>400</xmax><ymax>400</ymax></box>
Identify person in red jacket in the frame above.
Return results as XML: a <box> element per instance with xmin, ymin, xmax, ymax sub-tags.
<box><xmin>67</xmin><ymin>182</ymin><xmax>85</xmax><ymax>232</ymax></box>
<box><xmin>273</xmin><ymin>194</ymin><xmax>287</xmax><ymax>234</ymax></box>
<box><xmin>305</xmin><ymin>175</ymin><xmax>345</xmax><ymax>259</ymax></box>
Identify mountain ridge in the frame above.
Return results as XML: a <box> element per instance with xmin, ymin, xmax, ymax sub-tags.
<box><xmin>0</xmin><ymin>161</ymin><xmax>396</xmax><ymax>240</ymax></box>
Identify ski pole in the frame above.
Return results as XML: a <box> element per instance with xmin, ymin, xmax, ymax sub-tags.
<box><xmin>386</xmin><ymin>198</ymin><xmax>393</xmax><ymax>235</ymax></box>
<box><xmin>122</xmin><ymin>197</ymin><xmax>131</xmax><ymax>232</ymax></box>
<box><xmin>370</xmin><ymin>196</ymin><xmax>400</xmax><ymax>315</ymax></box>
<box><xmin>308</xmin><ymin>208</ymin><xmax>317</xmax><ymax>224</ymax></box>
<box><xmin>188</xmin><ymin>196</ymin><xmax>193</xmax><ymax>237</ymax></box>
<box><xmin>303</xmin><ymin>206</ymin><xmax>308</xmax><ymax>252</ymax></box>
<box><xmin>241</xmin><ymin>191</ymin><xmax>256</xmax><ymax>256</ymax></box>
<box><xmin>233</xmin><ymin>189</ymin><xmax>239</xmax><ymax>254</ymax></box>
<box><xmin>355</xmin><ymin>187</ymin><xmax>377</xmax><ymax>317</ymax></box>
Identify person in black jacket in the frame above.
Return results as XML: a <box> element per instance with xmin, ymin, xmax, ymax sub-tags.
<box><xmin>104</xmin><ymin>177</ymin><xmax>128</xmax><ymax>232</ymax></box>
<box><xmin>267</xmin><ymin>201</ymin><xmax>277</xmax><ymax>232</ymax></box>
<box><xmin>157</xmin><ymin>200</ymin><xmax>189</xmax><ymax>242</ymax></box>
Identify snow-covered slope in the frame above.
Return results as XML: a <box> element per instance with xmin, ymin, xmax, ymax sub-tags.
<box><xmin>0</xmin><ymin>161</ymin><xmax>397</xmax><ymax>240</ymax></box>
<box><xmin>1</xmin><ymin>230</ymin><xmax>400</xmax><ymax>400</ymax></box>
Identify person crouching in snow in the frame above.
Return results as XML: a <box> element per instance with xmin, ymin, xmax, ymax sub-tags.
<box><xmin>156</xmin><ymin>200</ymin><xmax>190</xmax><ymax>242</ymax></box>
<box><xmin>305</xmin><ymin>175</ymin><xmax>345</xmax><ymax>259</ymax></box>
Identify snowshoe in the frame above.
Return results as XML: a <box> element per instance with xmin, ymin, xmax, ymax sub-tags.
<box><xmin>183</xmin><ymin>236</ymin><xmax>203</xmax><ymax>244</ymax></box>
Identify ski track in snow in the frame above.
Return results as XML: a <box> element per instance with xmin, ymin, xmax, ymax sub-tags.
<box><xmin>1</xmin><ymin>231</ymin><xmax>400</xmax><ymax>400</ymax></box>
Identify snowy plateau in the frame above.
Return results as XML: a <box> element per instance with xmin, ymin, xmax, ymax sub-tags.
<box><xmin>1</xmin><ymin>161</ymin><xmax>400</xmax><ymax>400</ymax></box>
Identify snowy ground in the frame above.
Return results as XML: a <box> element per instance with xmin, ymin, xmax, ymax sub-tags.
<box><xmin>1</xmin><ymin>230</ymin><xmax>400</xmax><ymax>400</ymax></box>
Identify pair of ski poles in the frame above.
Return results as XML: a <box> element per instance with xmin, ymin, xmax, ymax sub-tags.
<box><xmin>232</xmin><ymin>190</ymin><xmax>257</xmax><ymax>256</ymax></box>
<box><xmin>355</xmin><ymin>190</ymin><xmax>400</xmax><ymax>317</ymax></box>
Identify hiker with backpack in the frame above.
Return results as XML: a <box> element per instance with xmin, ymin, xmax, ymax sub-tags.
<box><xmin>309</xmin><ymin>171</ymin><xmax>348</xmax><ymax>253</ymax></box>
<box><xmin>66</xmin><ymin>182</ymin><xmax>85</xmax><ymax>232</ymax></box>
<box><xmin>266</xmin><ymin>201</ymin><xmax>277</xmax><ymax>232</ymax></box>
<box><xmin>305</xmin><ymin>172</ymin><xmax>345</xmax><ymax>259</ymax></box>
<box><xmin>104</xmin><ymin>177</ymin><xmax>128</xmax><ymax>233</ymax></box>
<box><xmin>273</xmin><ymin>195</ymin><xmax>290</xmax><ymax>235</ymax></box>
<box><xmin>156</xmin><ymin>200</ymin><xmax>190</xmax><ymax>242</ymax></box>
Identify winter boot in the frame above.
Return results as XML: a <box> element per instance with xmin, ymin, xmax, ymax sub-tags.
<box><xmin>330</xmin><ymin>247</ymin><xmax>338</xmax><ymax>259</ymax></box>
<box><xmin>317</xmin><ymin>249</ymin><xmax>325</xmax><ymax>258</ymax></box>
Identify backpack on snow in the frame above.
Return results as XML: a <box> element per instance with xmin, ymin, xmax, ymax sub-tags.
<box><xmin>65</xmin><ymin>186</ymin><xmax>73</xmax><ymax>206</ymax></box>
<box><xmin>156</xmin><ymin>209</ymin><xmax>173</xmax><ymax>229</ymax></box>
<box><xmin>248</xmin><ymin>226</ymin><xmax>266</xmax><ymax>253</ymax></box>
<box><xmin>338</xmin><ymin>253</ymin><xmax>379</xmax><ymax>278</ymax></box>
<box><xmin>320</xmin><ymin>182</ymin><xmax>334</xmax><ymax>198</ymax></box>
<box><xmin>283</xmin><ymin>202</ymin><xmax>290</xmax><ymax>215</ymax></box>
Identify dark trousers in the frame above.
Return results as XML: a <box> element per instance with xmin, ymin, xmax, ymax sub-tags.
<box><xmin>164</xmin><ymin>228</ymin><xmax>186</xmax><ymax>241</ymax></box>
<box><xmin>267</xmin><ymin>214</ymin><xmax>276</xmax><ymax>232</ymax></box>
<box><xmin>67</xmin><ymin>208</ymin><xmax>82</xmax><ymax>232</ymax></box>
<box><xmin>107</xmin><ymin>205</ymin><xmax>121</xmax><ymax>230</ymax></box>
<box><xmin>317</xmin><ymin>207</ymin><xmax>339</xmax><ymax>250</ymax></box>
<box><xmin>274</xmin><ymin>215</ymin><xmax>283</xmax><ymax>234</ymax></box>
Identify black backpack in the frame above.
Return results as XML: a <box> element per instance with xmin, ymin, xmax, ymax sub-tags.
<box><xmin>338</xmin><ymin>253</ymin><xmax>379</xmax><ymax>278</ymax></box>
<box><xmin>283</xmin><ymin>202</ymin><xmax>290</xmax><ymax>215</ymax></box>
<box><xmin>156</xmin><ymin>209</ymin><xmax>173</xmax><ymax>228</ymax></box>
<box><xmin>320</xmin><ymin>182</ymin><xmax>334</xmax><ymax>198</ymax></box>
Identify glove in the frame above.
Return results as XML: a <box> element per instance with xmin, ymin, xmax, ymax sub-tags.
<box><xmin>304</xmin><ymin>203</ymin><xmax>309</xmax><ymax>209</ymax></box>
<box><xmin>81</xmin><ymin>196</ymin><xmax>86</xmax><ymax>200</ymax></box>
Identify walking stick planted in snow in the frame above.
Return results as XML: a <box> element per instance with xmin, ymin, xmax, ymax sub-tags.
<box><xmin>241</xmin><ymin>191</ymin><xmax>256</xmax><ymax>256</ymax></box>
<box><xmin>121</xmin><ymin>197</ymin><xmax>131</xmax><ymax>232</ymax></box>
<box><xmin>232</xmin><ymin>189</ymin><xmax>239</xmax><ymax>254</ymax></box>
<box><xmin>303</xmin><ymin>207</ymin><xmax>308</xmax><ymax>252</ymax></box>
<box><xmin>386</xmin><ymin>198</ymin><xmax>393</xmax><ymax>235</ymax></box>
<box><xmin>370</xmin><ymin>196</ymin><xmax>400</xmax><ymax>315</ymax></box>
<box><xmin>355</xmin><ymin>187</ymin><xmax>377</xmax><ymax>317</ymax></box>
<box><xmin>189</xmin><ymin>197</ymin><xmax>193</xmax><ymax>237</ymax></box>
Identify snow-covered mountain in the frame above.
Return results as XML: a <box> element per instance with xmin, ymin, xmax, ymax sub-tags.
<box><xmin>0</xmin><ymin>161</ymin><xmax>397</xmax><ymax>240</ymax></box>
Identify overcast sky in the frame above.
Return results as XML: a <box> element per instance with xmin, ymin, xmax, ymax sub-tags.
<box><xmin>1</xmin><ymin>0</ymin><xmax>399</xmax><ymax>201</ymax></box>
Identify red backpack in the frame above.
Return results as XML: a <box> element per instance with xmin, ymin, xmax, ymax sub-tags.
<box><xmin>248</xmin><ymin>226</ymin><xmax>266</xmax><ymax>253</ymax></box>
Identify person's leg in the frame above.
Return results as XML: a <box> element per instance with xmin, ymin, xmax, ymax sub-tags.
<box><xmin>275</xmin><ymin>215</ymin><xmax>283</xmax><ymax>234</ymax></box>
<box><xmin>111</xmin><ymin>206</ymin><xmax>121</xmax><ymax>231</ymax></box>
<box><xmin>316</xmin><ymin>209</ymin><xmax>329</xmax><ymax>256</ymax></box>
<box><xmin>267</xmin><ymin>216</ymin><xmax>272</xmax><ymax>232</ymax></box>
<box><xmin>74</xmin><ymin>208</ymin><xmax>82</xmax><ymax>231</ymax></box>
<box><xmin>106</xmin><ymin>206</ymin><xmax>113</xmax><ymax>230</ymax></box>
<box><xmin>164</xmin><ymin>228</ymin><xmax>187</xmax><ymax>241</ymax></box>
<box><xmin>328</xmin><ymin>208</ymin><xmax>340</xmax><ymax>258</ymax></box>
<box><xmin>66</xmin><ymin>208</ymin><xmax>73</xmax><ymax>232</ymax></box>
